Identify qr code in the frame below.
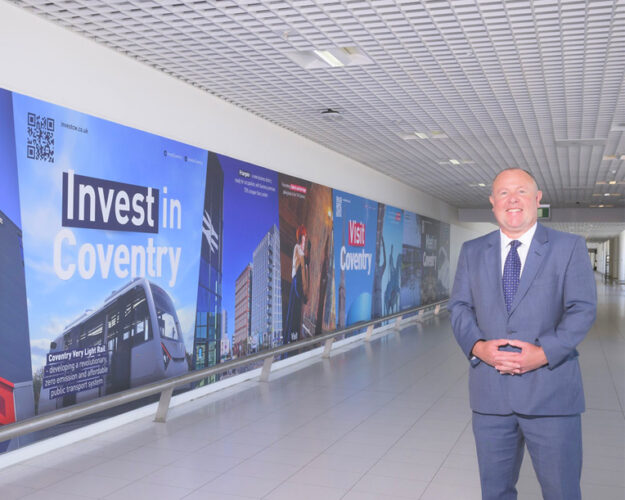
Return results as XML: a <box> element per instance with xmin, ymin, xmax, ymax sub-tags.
<box><xmin>27</xmin><ymin>112</ymin><xmax>55</xmax><ymax>162</ymax></box>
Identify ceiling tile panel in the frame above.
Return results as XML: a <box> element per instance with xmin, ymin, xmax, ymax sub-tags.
<box><xmin>10</xmin><ymin>0</ymin><xmax>625</xmax><ymax>238</ymax></box>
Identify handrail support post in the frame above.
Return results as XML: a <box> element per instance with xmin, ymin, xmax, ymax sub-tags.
<box><xmin>364</xmin><ymin>324</ymin><xmax>374</xmax><ymax>342</ymax></box>
<box><xmin>259</xmin><ymin>356</ymin><xmax>273</xmax><ymax>382</ymax></box>
<box><xmin>393</xmin><ymin>317</ymin><xmax>402</xmax><ymax>332</ymax></box>
<box><xmin>322</xmin><ymin>338</ymin><xmax>334</xmax><ymax>358</ymax></box>
<box><xmin>154</xmin><ymin>387</ymin><xmax>173</xmax><ymax>423</ymax></box>
<box><xmin>415</xmin><ymin>309</ymin><xmax>425</xmax><ymax>323</ymax></box>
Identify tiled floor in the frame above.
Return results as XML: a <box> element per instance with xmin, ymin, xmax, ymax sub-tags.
<box><xmin>1</xmin><ymin>277</ymin><xmax>623</xmax><ymax>499</ymax></box>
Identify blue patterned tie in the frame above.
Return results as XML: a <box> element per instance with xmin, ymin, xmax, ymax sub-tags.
<box><xmin>503</xmin><ymin>240</ymin><xmax>521</xmax><ymax>312</ymax></box>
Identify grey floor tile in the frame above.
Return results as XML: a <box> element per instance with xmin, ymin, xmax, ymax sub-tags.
<box><xmin>195</xmin><ymin>472</ymin><xmax>283</xmax><ymax>498</ymax></box>
<box><xmin>103</xmin><ymin>481</ymin><xmax>193</xmax><ymax>500</ymax></box>
<box><xmin>351</xmin><ymin>472</ymin><xmax>429</xmax><ymax>499</ymax></box>
<box><xmin>45</xmin><ymin>471</ymin><xmax>132</xmax><ymax>497</ymax></box>
<box><xmin>263</xmin><ymin>481</ymin><xmax>346</xmax><ymax>500</ymax></box>
<box><xmin>287</xmin><ymin>464</ymin><xmax>362</xmax><ymax>489</ymax></box>
<box><xmin>0</xmin><ymin>279</ymin><xmax>623</xmax><ymax>500</ymax></box>
<box><xmin>1</xmin><ymin>483</ymin><xmax>37</xmax><ymax>500</ymax></box>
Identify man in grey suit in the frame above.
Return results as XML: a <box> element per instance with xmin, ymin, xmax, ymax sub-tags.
<box><xmin>449</xmin><ymin>168</ymin><xmax>596</xmax><ymax>500</ymax></box>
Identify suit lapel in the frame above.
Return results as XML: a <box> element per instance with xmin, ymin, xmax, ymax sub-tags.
<box><xmin>483</xmin><ymin>231</ymin><xmax>506</xmax><ymax>311</ymax></box>
<box><xmin>509</xmin><ymin>224</ymin><xmax>549</xmax><ymax>315</ymax></box>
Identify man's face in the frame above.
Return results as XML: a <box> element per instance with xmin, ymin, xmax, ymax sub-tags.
<box><xmin>489</xmin><ymin>169</ymin><xmax>542</xmax><ymax>238</ymax></box>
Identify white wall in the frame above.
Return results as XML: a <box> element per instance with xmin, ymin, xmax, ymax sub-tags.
<box><xmin>618</xmin><ymin>231</ymin><xmax>625</xmax><ymax>284</ymax></box>
<box><xmin>609</xmin><ymin>236</ymin><xmax>620</xmax><ymax>281</ymax></box>
<box><xmin>596</xmin><ymin>241</ymin><xmax>608</xmax><ymax>276</ymax></box>
<box><xmin>449</xmin><ymin>222</ymin><xmax>496</xmax><ymax>288</ymax></box>
<box><xmin>0</xmin><ymin>1</ymin><xmax>491</xmax><ymax>289</ymax></box>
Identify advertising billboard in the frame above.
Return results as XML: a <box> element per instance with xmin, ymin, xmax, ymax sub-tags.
<box><xmin>218</xmin><ymin>156</ymin><xmax>280</xmax><ymax>358</ymax></box>
<box><xmin>420</xmin><ymin>216</ymin><xmax>451</xmax><ymax>304</ymax></box>
<box><xmin>0</xmin><ymin>86</ymin><xmax>451</xmax><ymax>453</ymax></box>
<box><xmin>400</xmin><ymin>211</ymin><xmax>422</xmax><ymax>309</ymax></box>
<box><xmin>333</xmin><ymin>191</ymin><xmax>378</xmax><ymax>327</ymax></box>
<box><xmin>11</xmin><ymin>92</ymin><xmax>207</xmax><ymax>415</ymax></box>
<box><xmin>279</xmin><ymin>175</ymin><xmax>335</xmax><ymax>343</ymax></box>
<box><xmin>373</xmin><ymin>204</ymin><xmax>403</xmax><ymax>319</ymax></box>
<box><xmin>0</xmin><ymin>89</ymin><xmax>34</xmax><ymax>452</ymax></box>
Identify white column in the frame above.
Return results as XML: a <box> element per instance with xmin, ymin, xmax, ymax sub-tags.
<box><xmin>618</xmin><ymin>231</ymin><xmax>625</xmax><ymax>283</ymax></box>
<box><xmin>609</xmin><ymin>237</ymin><xmax>619</xmax><ymax>281</ymax></box>
<box><xmin>596</xmin><ymin>242</ymin><xmax>606</xmax><ymax>275</ymax></box>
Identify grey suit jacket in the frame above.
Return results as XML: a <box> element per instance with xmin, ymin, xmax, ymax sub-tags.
<box><xmin>449</xmin><ymin>223</ymin><xmax>597</xmax><ymax>415</ymax></box>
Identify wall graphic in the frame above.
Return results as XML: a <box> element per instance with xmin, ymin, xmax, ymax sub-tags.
<box><xmin>193</xmin><ymin>153</ymin><xmax>223</xmax><ymax>374</ymax></box>
<box><xmin>11</xmin><ymin>92</ymin><xmax>207</xmax><ymax>419</ymax></box>
<box><xmin>437</xmin><ymin>220</ymin><xmax>451</xmax><ymax>300</ymax></box>
<box><xmin>400</xmin><ymin>211</ymin><xmax>422</xmax><ymax>309</ymax></box>
<box><xmin>279</xmin><ymin>175</ymin><xmax>335</xmax><ymax>342</ymax></box>
<box><xmin>0</xmin><ymin>86</ymin><xmax>450</xmax><ymax>453</ymax></box>
<box><xmin>333</xmin><ymin>191</ymin><xmax>377</xmax><ymax>327</ymax></box>
<box><xmin>374</xmin><ymin>204</ymin><xmax>403</xmax><ymax>319</ymax></box>
<box><xmin>0</xmin><ymin>89</ymin><xmax>34</xmax><ymax>452</ymax></box>
<box><xmin>218</xmin><ymin>156</ymin><xmax>280</xmax><ymax>358</ymax></box>
<box><xmin>420</xmin><ymin>217</ymin><xmax>451</xmax><ymax>303</ymax></box>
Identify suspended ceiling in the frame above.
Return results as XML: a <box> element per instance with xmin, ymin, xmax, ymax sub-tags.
<box><xmin>10</xmin><ymin>0</ymin><xmax>625</xmax><ymax>239</ymax></box>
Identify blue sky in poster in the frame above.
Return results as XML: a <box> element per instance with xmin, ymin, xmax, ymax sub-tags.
<box><xmin>332</xmin><ymin>190</ymin><xmax>377</xmax><ymax>326</ymax></box>
<box><xmin>380</xmin><ymin>204</ymin><xmax>404</xmax><ymax>316</ymax></box>
<box><xmin>11</xmin><ymin>92</ymin><xmax>208</xmax><ymax>370</ymax></box>
<box><xmin>218</xmin><ymin>154</ymin><xmax>279</xmax><ymax>344</ymax></box>
<box><xmin>0</xmin><ymin>89</ymin><xmax>21</xmax><ymax>227</ymax></box>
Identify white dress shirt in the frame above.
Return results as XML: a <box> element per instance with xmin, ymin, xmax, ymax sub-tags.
<box><xmin>499</xmin><ymin>223</ymin><xmax>537</xmax><ymax>277</ymax></box>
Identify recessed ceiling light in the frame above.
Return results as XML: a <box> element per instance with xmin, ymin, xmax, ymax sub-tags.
<box><xmin>399</xmin><ymin>132</ymin><xmax>429</xmax><ymax>140</ymax></box>
<box><xmin>478</xmin><ymin>183</ymin><xmax>486</xmax><ymax>187</ymax></box>
<box><xmin>555</xmin><ymin>138</ymin><xmax>606</xmax><ymax>147</ymax></box>
<box><xmin>285</xmin><ymin>47</ymin><xmax>373</xmax><ymax>69</ymax></box>
<box><xmin>608</xmin><ymin>180</ymin><xmax>617</xmax><ymax>185</ymax></box>
<box><xmin>604</xmin><ymin>193</ymin><xmax>610</xmax><ymax>197</ymax></box>
<box><xmin>430</xmin><ymin>130</ymin><xmax>448</xmax><ymax>139</ymax></box>
<box><xmin>313</xmin><ymin>50</ymin><xmax>344</xmax><ymax>67</ymax></box>
<box><xmin>449</xmin><ymin>159</ymin><xmax>460</xmax><ymax>165</ymax></box>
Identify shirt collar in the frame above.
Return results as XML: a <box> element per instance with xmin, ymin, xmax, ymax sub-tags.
<box><xmin>500</xmin><ymin>222</ymin><xmax>538</xmax><ymax>250</ymax></box>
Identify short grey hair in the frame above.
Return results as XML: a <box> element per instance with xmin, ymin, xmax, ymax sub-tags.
<box><xmin>491</xmin><ymin>168</ymin><xmax>539</xmax><ymax>191</ymax></box>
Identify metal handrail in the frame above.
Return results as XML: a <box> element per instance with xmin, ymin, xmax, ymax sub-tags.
<box><xmin>0</xmin><ymin>299</ymin><xmax>448</xmax><ymax>442</ymax></box>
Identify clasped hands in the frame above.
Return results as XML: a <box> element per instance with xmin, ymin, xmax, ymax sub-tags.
<box><xmin>472</xmin><ymin>339</ymin><xmax>548</xmax><ymax>375</ymax></box>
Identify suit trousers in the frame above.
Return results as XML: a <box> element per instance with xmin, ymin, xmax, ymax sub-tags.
<box><xmin>472</xmin><ymin>412</ymin><xmax>582</xmax><ymax>500</ymax></box>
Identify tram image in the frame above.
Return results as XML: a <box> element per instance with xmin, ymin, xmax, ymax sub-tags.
<box><xmin>38</xmin><ymin>278</ymin><xmax>188</xmax><ymax>413</ymax></box>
